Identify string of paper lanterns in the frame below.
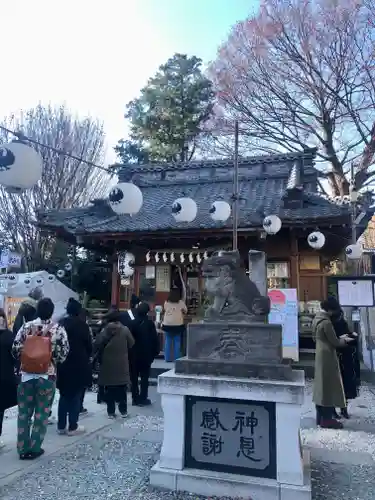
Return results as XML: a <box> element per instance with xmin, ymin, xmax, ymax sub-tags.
<box><xmin>108</xmin><ymin>182</ymin><xmax>232</xmax><ymax>223</ymax></box>
<box><xmin>262</xmin><ymin>214</ymin><xmax>363</xmax><ymax>259</ymax></box>
<box><xmin>2</xmin><ymin>261</ymin><xmax>74</xmax><ymax>290</ymax></box>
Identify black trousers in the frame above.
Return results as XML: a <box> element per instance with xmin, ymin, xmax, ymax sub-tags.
<box><xmin>97</xmin><ymin>385</ymin><xmax>105</xmax><ymax>403</ymax></box>
<box><xmin>58</xmin><ymin>390</ymin><xmax>82</xmax><ymax>431</ymax></box>
<box><xmin>104</xmin><ymin>385</ymin><xmax>127</xmax><ymax>416</ymax></box>
<box><xmin>130</xmin><ymin>360</ymin><xmax>151</xmax><ymax>403</ymax></box>
<box><xmin>316</xmin><ymin>405</ymin><xmax>334</xmax><ymax>422</ymax></box>
<box><xmin>80</xmin><ymin>389</ymin><xmax>86</xmax><ymax>410</ymax></box>
<box><xmin>0</xmin><ymin>410</ymin><xmax>4</xmax><ymax>436</ymax></box>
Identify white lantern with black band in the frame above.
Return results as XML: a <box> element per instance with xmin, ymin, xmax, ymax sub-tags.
<box><xmin>172</xmin><ymin>197</ymin><xmax>198</xmax><ymax>223</ymax></box>
<box><xmin>0</xmin><ymin>141</ymin><xmax>43</xmax><ymax>193</ymax></box>
<box><xmin>109</xmin><ymin>182</ymin><xmax>143</xmax><ymax>215</ymax></box>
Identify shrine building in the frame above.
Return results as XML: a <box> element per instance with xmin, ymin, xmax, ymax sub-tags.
<box><xmin>38</xmin><ymin>148</ymin><xmax>372</xmax><ymax>346</ymax></box>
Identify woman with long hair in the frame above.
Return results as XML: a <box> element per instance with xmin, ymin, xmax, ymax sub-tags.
<box><xmin>0</xmin><ymin>309</ymin><xmax>18</xmax><ymax>450</ymax></box>
<box><xmin>312</xmin><ymin>297</ymin><xmax>355</xmax><ymax>429</ymax></box>
<box><xmin>162</xmin><ymin>288</ymin><xmax>187</xmax><ymax>362</ymax></box>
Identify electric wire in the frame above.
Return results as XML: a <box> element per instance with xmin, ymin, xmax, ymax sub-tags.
<box><xmin>0</xmin><ymin>124</ymin><xmax>113</xmax><ymax>174</ymax></box>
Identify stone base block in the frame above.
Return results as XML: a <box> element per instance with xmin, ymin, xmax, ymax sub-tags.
<box><xmin>187</xmin><ymin>321</ymin><xmax>283</xmax><ymax>365</ymax></box>
<box><xmin>150</xmin><ymin>450</ymin><xmax>311</xmax><ymax>499</ymax></box>
<box><xmin>175</xmin><ymin>356</ymin><xmax>293</xmax><ymax>380</ymax></box>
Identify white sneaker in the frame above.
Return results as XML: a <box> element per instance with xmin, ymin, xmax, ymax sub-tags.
<box><xmin>57</xmin><ymin>428</ymin><xmax>67</xmax><ymax>435</ymax></box>
<box><xmin>67</xmin><ymin>425</ymin><xmax>85</xmax><ymax>436</ymax></box>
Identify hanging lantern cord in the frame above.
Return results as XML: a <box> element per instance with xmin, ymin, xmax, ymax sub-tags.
<box><xmin>0</xmin><ymin>125</ymin><xmax>112</xmax><ymax>175</ymax></box>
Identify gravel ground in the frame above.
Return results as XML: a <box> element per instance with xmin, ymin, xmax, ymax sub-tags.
<box><xmin>2</xmin><ymin>384</ymin><xmax>375</xmax><ymax>499</ymax></box>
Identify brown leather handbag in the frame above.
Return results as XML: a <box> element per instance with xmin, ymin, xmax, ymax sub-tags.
<box><xmin>21</xmin><ymin>327</ymin><xmax>52</xmax><ymax>374</ymax></box>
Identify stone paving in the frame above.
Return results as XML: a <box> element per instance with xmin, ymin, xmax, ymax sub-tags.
<box><xmin>1</xmin><ymin>382</ymin><xmax>375</xmax><ymax>499</ymax></box>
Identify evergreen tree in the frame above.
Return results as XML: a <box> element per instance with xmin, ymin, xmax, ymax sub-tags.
<box><xmin>116</xmin><ymin>53</ymin><xmax>215</xmax><ymax>163</ymax></box>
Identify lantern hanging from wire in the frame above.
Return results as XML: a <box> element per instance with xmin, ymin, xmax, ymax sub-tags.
<box><xmin>0</xmin><ymin>140</ymin><xmax>43</xmax><ymax>193</ymax></box>
<box><xmin>172</xmin><ymin>197</ymin><xmax>198</xmax><ymax>223</ymax></box>
<box><xmin>118</xmin><ymin>251</ymin><xmax>135</xmax><ymax>278</ymax></box>
<box><xmin>263</xmin><ymin>215</ymin><xmax>282</xmax><ymax>235</ymax></box>
<box><xmin>209</xmin><ymin>200</ymin><xmax>231</xmax><ymax>222</ymax></box>
<box><xmin>307</xmin><ymin>231</ymin><xmax>325</xmax><ymax>250</ymax></box>
<box><xmin>109</xmin><ymin>182</ymin><xmax>143</xmax><ymax>215</ymax></box>
<box><xmin>345</xmin><ymin>244</ymin><xmax>363</xmax><ymax>260</ymax></box>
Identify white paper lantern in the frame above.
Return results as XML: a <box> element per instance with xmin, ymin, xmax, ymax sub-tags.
<box><xmin>24</xmin><ymin>275</ymin><xmax>32</xmax><ymax>288</ymax></box>
<box><xmin>172</xmin><ymin>197</ymin><xmax>197</xmax><ymax>223</ymax></box>
<box><xmin>263</xmin><ymin>215</ymin><xmax>282</xmax><ymax>235</ymax></box>
<box><xmin>209</xmin><ymin>200</ymin><xmax>231</xmax><ymax>222</ymax></box>
<box><xmin>34</xmin><ymin>276</ymin><xmax>44</xmax><ymax>287</ymax></box>
<box><xmin>307</xmin><ymin>231</ymin><xmax>325</xmax><ymax>250</ymax></box>
<box><xmin>345</xmin><ymin>244</ymin><xmax>363</xmax><ymax>260</ymax></box>
<box><xmin>6</xmin><ymin>274</ymin><xmax>18</xmax><ymax>286</ymax></box>
<box><xmin>48</xmin><ymin>274</ymin><xmax>56</xmax><ymax>283</ymax></box>
<box><xmin>57</xmin><ymin>269</ymin><xmax>65</xmax><ymax>278</ymax></box>
<box><xmin>0</xmin><ymin>141</ymin><xmax>43</xmax><ymax>193</ymax></box>
<box><xmin>118</xmin><ymin>251</ymin><xmax>135</xmax><ymax>278</ymax></box>
<box><xmin>108</xmin><ymin>182</ymin><xmax>143</xmax><ymax>215</ymax></box>
<box><xmin>65</xmin><ymin>262</ymin><xmax>72</xmax><ymax>272</ymax></box>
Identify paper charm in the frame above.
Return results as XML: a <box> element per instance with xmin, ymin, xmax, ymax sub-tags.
<box><xmin>188</xmin><ymin>252</ymin><xmax>194</xmax><ymax>263</ymax></box>
<box><xmin>203</xmin><ymin>251</ymin><xmax>208</xmax><ymax>260</ymax></box>
<box><xmin>155</xmin><ymin>252</ymin><xmax>160</xmax><ymax>263</ymax></box>
<box><xmin>162</xmin><ymin>252</ymin><xmax>168</xmax><ymax>262</ymax></box>
<box><xmin>146</xmin><ymin>251</ymin><xmax>151</xmax><ymax>262</ymax></box>
<box><xmin>180</xmin><ymin>253</ymin><xmax>185</xmax><ymax>263</ymax></box>
<box><xmin>170</xmin><ymin>252</ymin><xmax>175</xmax><ymax>262</ymax></box>
<box><xmin>196</xmin><ymin>253</ymin><xmax>202</xmax><ymax>263</ymax></box>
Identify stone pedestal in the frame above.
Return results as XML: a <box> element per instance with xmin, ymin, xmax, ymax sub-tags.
<box><xmin>150</xmin><ymin>369</ymin><xmax>311</xmax><ymax>499</ymax></box>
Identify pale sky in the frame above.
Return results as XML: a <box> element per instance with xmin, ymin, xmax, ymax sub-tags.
<box><xmin>1</xmin><ymin>0</ymin><xmax>255</xmax><ymax>164</ymax></box>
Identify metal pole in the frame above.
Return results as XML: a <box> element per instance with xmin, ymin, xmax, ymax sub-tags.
<box><xmin>71</xmin><ymin>245</ymin><xmax>77</xmax><ymax>290</ymax></box>
<box><xmin>350</xmin><ymin>162</ymin><xmax>357</xmax><ymax>245</ymax></box>
<box><xmin>232</xmin><ymin>120</ymin><xmax>239</xmax><ymax>251</ymax></box>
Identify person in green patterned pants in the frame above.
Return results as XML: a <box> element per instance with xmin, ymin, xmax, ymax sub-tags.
<box><xmin>12</xmin><ymin>298</ymin><xmax>69</xmax><ymax>460</ymax></box>
<box><xmin>17</xmin><ymin>378</ymin><xmax>55</xmax><ymax>456</ymax></box>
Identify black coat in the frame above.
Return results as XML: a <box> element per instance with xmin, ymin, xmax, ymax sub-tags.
<box><xmin>332</xmin><ymin>311</ymin><xmax>360</xmax><ymax>400</ymax></box>
<box><xmin>13</xmin><ymin>302</ymin><xmax>37</xmax><ymax>335</ymax></box>
<box><xmin>0</xmin><ymin>328</ymin><xmax>18</xmax><ymax>411</ymax></box>
<box><xmin>131</xmin><ymin>315</ymin><xmax>160</xmax><ymax>367</ymax></box>
<box><xmin>57</xmin><ymin>316</ymin><xmax>93</xmax><ymax>395</ymax></box>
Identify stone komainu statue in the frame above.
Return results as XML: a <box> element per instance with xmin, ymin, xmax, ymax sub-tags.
<box><xmin>202</xmin><ymin>250</ymin><xmax>270</xmax><ymax>322</ymax></box>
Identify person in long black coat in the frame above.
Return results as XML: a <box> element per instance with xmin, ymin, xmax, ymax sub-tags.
<box><xmin>0</xmin><ymin>309</ymin><xmax>18</xmax><ymax>448</ymax></box>
<box><xmin>129</xmin><ymin>302</ymin><xmax>160</xmax><ymax>406</ymax></box>
<box><xmin>331</xmin><ymin>308</ymin><xmax>360</xmax><ymax>419</ymax></box>
<box><xmin>57</xmin><ymin>299</ymin><xmax>92</xmax><ymax>435</ymax></box>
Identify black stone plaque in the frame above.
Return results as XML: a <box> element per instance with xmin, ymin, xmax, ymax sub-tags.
<box><xmin>184</xmin><ymin>396</ymin><xmax>276</xmax><ymax>479</ymax></box>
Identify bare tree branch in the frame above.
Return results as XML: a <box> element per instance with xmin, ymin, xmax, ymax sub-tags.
<box><xmin>208</xmin><ymin>0</ymin><xmax>375</xmax><ymax>196</ymax></box>
<box><xmin>0</xmin><ymin>104</ymin><xmax>110</xmax><ymax>270</ymax></box>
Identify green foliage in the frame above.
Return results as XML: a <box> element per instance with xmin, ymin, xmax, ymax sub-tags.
<box><xmin>44</xmin><ymin>244</ymin><xmax>111</xmax><ymax>304</ymax></box>
<box><xmin>114</xmin><ymin>139</ymin><xmax>150</xmax><ymax>165</ymax></box>
<box><xmin>116</xmin><ymin>53</ymin><xmax>215</xmax><ymax>163</ymax></box>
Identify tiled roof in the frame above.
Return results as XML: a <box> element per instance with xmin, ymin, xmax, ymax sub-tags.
<box><xmin>38</xmin><ymin>151</ymin><xmax>357</xmax><ymax>235</ymax></box>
